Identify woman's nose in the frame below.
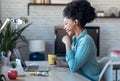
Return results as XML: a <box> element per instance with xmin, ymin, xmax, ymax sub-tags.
<box><xmin>64</xmin><ymin>26</ymin><xmax>66</xmax><ymax>30</ymax></box>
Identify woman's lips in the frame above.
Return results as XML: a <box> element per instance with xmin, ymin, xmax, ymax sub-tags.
<box><xmin>66</xmin><ymin>29</ymin><xmax>71</xmax><ymax>33</ymax></box>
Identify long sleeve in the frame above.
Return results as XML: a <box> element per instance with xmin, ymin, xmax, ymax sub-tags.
<box><xmin>66</xmin><ymin>37</ymin><xmax>90</xmax><ymax>72</ymax></box>
<box><xmin>65</xmin><ymin>29</ymin><xmax>100</xmax><ymax>81</ymax></box>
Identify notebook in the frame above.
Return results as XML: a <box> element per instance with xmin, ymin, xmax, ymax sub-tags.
<box><xmin>13</xmin><ymin>48</ymin><xmax>49</xmax><ymax>72</ymax></box>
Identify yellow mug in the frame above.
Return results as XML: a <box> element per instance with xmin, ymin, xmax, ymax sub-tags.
<box><xmin>48</xmin><ymin>54</ymin><xmax>56</xmax><ymax>65</ymax></box>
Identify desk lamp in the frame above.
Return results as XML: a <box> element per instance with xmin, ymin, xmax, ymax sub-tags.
<box><xmin>0</xmin><ymin>18</ymin><xmax>10</xmax><ymax>33</ymax></box>
<box><xmin>29</xmin><ymin>40</ymin><xmax>45</xmax><ymax>61</ymax></box>
<box><xmin>0</xmin><ymin>17</ymin><xmax>28</xmax><ymax>33</ymax></box>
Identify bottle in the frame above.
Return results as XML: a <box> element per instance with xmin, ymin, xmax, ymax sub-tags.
<box><xmin>45</xmin><ymin>0</ymin><xmax>50</xmax><ymax>4</ymax></box>
<box><xmin>31</xmin><ymin>0</ymin><xmax>36</xmax><ymax>3</ymax></box>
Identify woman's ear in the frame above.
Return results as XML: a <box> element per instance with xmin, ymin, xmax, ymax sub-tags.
<box><xmin>74</xmin><ymin>19</ymin><xmax>79</xmax><ymax>26</ymax></box>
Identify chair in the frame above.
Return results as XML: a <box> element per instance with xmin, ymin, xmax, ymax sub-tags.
<box><xmin>98</xmin><ymin>57</ymin><xmax>112</xmax><ymax>81</ymax></box>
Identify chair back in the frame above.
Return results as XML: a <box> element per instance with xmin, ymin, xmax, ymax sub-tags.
<box><xmin>98</xmin><ymin>57</ymin><xmax>112</xmax><ymax>81</ymax></box>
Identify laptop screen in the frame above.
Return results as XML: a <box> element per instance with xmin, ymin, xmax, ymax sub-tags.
<box><xmin>13</xmin><ymin>48</ymin><xmax>27</xmax><ymax>68</ymax></box>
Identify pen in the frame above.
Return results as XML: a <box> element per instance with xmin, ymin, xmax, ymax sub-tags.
<box><xmin>29</xmin><ymin>72</ymin><xmax>48</xmax><ymax>76</ymax></box>
<box><xmin>29</xmin><ymin>72</ymin><xmax>37</xmax><ymax>75</ymax></box>
<box><xmin>7</xmin><ymin>50</ymin><xmax>12</xmax><ymax>57</ymax></box>
<box><xmin>4</xmin><ymin>52</ymin><xmax>7</xmax><ymax>57</ymax></box>
<box><xmin>1</xmin><ymin>51</ymin><xmax>4</xmax><ymax>57</ymax></box>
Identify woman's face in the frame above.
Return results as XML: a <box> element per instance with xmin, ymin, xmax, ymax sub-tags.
<box><xmin>63</xmin><ymin>17</ymin><xmax>76</xmax><ymax>36</ymax></box>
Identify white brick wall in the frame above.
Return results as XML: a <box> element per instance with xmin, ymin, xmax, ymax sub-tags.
<box><xmin>51</xmin><ymin>0</ymin><xmax>72</xmax><ymax>4</ymax></box>
<box><xmin>88</xmin><ymin>0</ymin><xmax>120</xmax><ymax>17</ymax></box>
<box><xmin>1</xmin><ymin>0</ymin><xmax>120</xmax><ymax>60</ymax></box>
<box><xmin>0</xmin><ymin>0</ymin><xmax>1</xmax><ymax>18</ymax></box>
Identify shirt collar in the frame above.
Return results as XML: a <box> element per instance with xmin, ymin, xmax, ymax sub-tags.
<box><xmin>72</xmin><ymin>29</ymin><xmax>88</xmax><ymax>41</ymax></box>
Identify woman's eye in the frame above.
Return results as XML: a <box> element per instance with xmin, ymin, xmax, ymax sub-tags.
<box><xmin>64</xmin><ymin>23</ymin><xmax>67</xmax><ymax>25</ymax></box>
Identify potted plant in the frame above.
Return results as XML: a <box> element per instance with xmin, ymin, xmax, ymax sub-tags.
<box><xmin>0</xmin><ymin>18</ymin><xmax>31</xmax><ymax>58</ymax></box>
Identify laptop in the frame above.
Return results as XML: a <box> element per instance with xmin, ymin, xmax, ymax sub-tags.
<box><xmin>13</xmin><ymin>48</ymin><xmax>49</xmax><ymax>72</ymax></box>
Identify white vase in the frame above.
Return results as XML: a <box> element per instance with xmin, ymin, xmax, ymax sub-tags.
<box><xmin>1</xmin><ymin>57</ymin><xmax>10</xmax><ymax>66</ymax></box>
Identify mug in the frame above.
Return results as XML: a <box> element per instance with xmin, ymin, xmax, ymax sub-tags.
<box><xmin>48</xmin><ymin>54</ymin><xmax>56</xmax><ymax>65</ymax></box>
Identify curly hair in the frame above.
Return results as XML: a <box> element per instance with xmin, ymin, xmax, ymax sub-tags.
<box><xmin>63</xmin><ymin>0</ymin><xmax>96</xmax><ymax>27</ymax></box>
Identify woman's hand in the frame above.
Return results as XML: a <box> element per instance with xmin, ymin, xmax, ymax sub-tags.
<box><xmin>62</xmin><ymin>35</ymin><xmax>71</xmax><ymax>51</ymax></box>
<box><xmin>53</xmin><ymin>58</ymin><xmax>68</xmax><ymax>67</ymax></box>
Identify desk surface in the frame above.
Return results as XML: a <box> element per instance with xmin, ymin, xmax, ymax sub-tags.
<box><xmin>0</xmin><ymin>61</ymin><xmax>90</xmax><ymax>81</ymax></box>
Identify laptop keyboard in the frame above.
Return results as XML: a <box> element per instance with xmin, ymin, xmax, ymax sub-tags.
<box><xmin>25</xmin><ymin>65</ymin><xmax>50</xmax><ymax>72</ymax></box>
<box><xmin>25</xmin><ymin>65</ymin><xmax>39</xmax><ymax>72</ymax></box>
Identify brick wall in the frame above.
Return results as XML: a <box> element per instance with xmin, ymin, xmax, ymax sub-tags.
<box><xmin>0</xmin><ymin>0</ymin><xmax>1</xmax><ymax>18</ymax></box>
<box><xmin>1</xmin><ymin>0</ymin><xmax>120</xmax><ymax>60</ymax></box>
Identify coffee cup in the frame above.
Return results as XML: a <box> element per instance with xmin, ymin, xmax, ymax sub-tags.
<box><xmin>48</xmin><ymin>54</ymin><xmax>56</xmax><ymax>65</ymax></box>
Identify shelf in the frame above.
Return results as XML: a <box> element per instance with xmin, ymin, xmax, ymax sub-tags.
<box><xmin>27</xmin><ymin>3</ymin><xmax>66</xmax><ymax>15</ymax></box>
<box><xmin>97</xmin><ymin>16</ymin><xmax>120</xmax><ymax>18</ymax></box>
<box><xmin>27</xmin><ymin>3</ymin><xmax>120</xmax><ymax>18</ymax></box>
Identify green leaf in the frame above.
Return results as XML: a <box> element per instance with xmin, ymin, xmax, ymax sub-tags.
<box><xmin>0</xmin><ymin>20</ymin><xmax>31</xmax><ymax>52</ymax></box>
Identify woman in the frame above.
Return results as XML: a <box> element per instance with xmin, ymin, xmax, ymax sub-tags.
<box><xmin>55</xmin><ymin>0</ymin><xmax>101</xmax><ymax>81</ymax></box>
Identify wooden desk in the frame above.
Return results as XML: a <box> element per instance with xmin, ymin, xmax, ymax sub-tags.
<box><xmin>0</xmin><ymin>61</ymin><xmax>90</xmax><ymax>81</ymax></box>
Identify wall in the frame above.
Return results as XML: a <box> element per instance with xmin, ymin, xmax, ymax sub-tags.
<box><xmin>0</xmin><ymin>0</ymin><xmax>1</xmax><ymax>19</ymax></box>
<box><xmin>1</xmin><ymin>0</ymin><xmax>120</xmax><ymax>60</ymax></box>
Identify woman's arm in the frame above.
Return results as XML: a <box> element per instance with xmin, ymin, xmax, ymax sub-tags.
<box><xmin>66</xmin><ymin>39</ymin><xmax>90</xmax><ymax>72</ymax></box>
<box><xmin>55</xmin><ymin>59</ymin><xmax>68</xmax><ymax>67</ymax></box>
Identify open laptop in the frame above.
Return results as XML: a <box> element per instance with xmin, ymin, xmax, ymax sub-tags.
<box><xmin>13</xmin><ymin>48</ymin><xmax>49</xmax><ymax>72</ymax></box>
